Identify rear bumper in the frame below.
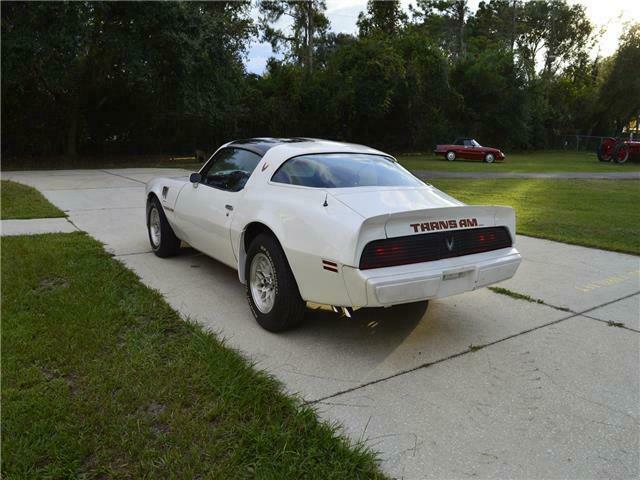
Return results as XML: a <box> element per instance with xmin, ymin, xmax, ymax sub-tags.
<box><xmin>342</xmin><ymin>247</ymin><xmax>521</xmax><ymax>307</ymax></box>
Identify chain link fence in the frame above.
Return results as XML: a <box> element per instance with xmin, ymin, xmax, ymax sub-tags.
<box><xmin>555</xmin><ymin>133</ymin><xmax>638</xmax><ymax>153</ymax></box>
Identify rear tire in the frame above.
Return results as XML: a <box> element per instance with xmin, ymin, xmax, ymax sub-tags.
<box><xmin>147</xmin><ymin>196</ymin><xmax>181</xmax><ymax>257</ymax></box>
<box><xmin>446</xmin><ymin>151</ymin><xmax>456</xmax><ymax>161</ymax></box>
<box><xmin>245</xmin><ymin>233</ymin><xmax>305</xmax><ymax>332</ymax></box>
<box><xmin>613</xmin><ymin>144</ymin><xmax>630</xmax><ymax>164</ymax></box>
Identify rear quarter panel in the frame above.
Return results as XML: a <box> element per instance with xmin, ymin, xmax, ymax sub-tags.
<box><xmin>231</xmin><ymin>183</ymin><xmax>365</xmax><ymax>305</ymax></box>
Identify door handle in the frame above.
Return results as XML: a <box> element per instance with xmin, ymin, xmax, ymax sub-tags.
<box><xmin>225</xmin><ymin>204</ymin><xmax>233</xmax><ymax>211</ymax></box>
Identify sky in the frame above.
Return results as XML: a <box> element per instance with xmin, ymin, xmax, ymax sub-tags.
<box><xmin>245</xmin><ymin>0</ymin><xmax>640</xmax><ymax>75</ymax></box>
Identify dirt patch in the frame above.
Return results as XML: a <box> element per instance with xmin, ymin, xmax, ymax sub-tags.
<box><xmin>35</xmin><ymin>276</ymin><xmax>69</xmax><ymax>293</ymax></box>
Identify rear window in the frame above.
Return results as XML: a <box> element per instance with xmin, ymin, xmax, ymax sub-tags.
<box><xmin>271</xmin><ymin>153</ymin><xmax>423</xmax><ymax>188</ymax></box>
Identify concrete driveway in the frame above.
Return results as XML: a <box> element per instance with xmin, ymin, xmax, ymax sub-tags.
<box><xmin>4</xmin><ymin>168</ymin><xmax>639</xmax><ymax>479</ymax></box>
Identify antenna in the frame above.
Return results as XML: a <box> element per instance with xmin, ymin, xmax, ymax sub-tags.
<box><xmin>323</xmin><ymin>193</ymin><xmax>328</xmax><ymax>207</ymax></box>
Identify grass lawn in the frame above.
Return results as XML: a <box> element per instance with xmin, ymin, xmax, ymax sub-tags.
<box><xmin>6</xmin><ymin>150</ymin><xmax>640</xmax><ymax>175</ymax></box>
<box><xmin>430</xmin><ymin>178</ymin><xmax>640</xmax><ymax>255</ymax></box>
<box><xmin>1</xmin><ymin>180</ymin><xmax>66</xmax><ymax>219</ymax></box>
<box><xmin>1</xmin><ymin>232</ymin><xmax>384</xmax><ymax>479</ymax></box>
<box><xmin>399</xmin><ymin>151</ymin><xmax>640</xmax><ymax>173</ymax></box>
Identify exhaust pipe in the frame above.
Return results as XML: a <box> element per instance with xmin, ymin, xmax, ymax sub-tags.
<box><xmin>307</xmin><ymin>302</ymin><xmax>355</xmax><ymax>318</ymax></box>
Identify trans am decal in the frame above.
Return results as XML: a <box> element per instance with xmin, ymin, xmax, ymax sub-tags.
<box><xmin>410</xmin><ymin>218</ymin><xmax>478</xmax><ymax>233</ymax></box>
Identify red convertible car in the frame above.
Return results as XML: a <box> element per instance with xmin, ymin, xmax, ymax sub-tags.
<box><xmin>434</xmin><ymin>138</ymin><xmax>505</xmax><ymax>163</ymax></box>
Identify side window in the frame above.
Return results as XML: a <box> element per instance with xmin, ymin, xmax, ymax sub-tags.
<box><xmin>271</xmin><ymin>157</ymin><xmax>319</xmax><ymax>186</ymax></box>
<box><xmin>464</xmin><ymin>140</ymin><xmax>472</xmax><ymax>147</ymax></box>
<box><xmin>200</xmin><ymin>148</ymin><xmax>262</xmax><ymax>192</ymax></box>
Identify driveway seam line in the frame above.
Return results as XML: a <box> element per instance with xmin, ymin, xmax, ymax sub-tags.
<box><xmin>306</xmin><ymin>290</ymin><xmax>640</xmax><ymax>405</ymax></box>
<box><xmin>100</xmin><ymin>169</ymin><xmax>146</xmax><ymax>185</ymax></box>
<box><xmin>489</xmin><ymin>287</ymin><xmax>640</xmax><ymax>332</ymax></box>
<box><xmin>64</xmin><ymin>217</ymin><xmax>81</xmax><ymax>231</ymax></box>
<box><xmin>574</xmin><ymin>290</ymin><xmax>640</xmax><ymax>316</ymax></box>
<box><xmin>579</xmin><ymin>314</ymin><xmax>640</xmax><ymax>333</ymax></box>
<box><xmin>64</xmin><ymin>206</ymin><xmax>143</xmax><ymax>212</ymax></box>
<box><xmin>115</xmin><ymin>251</ymin><xmax>154</xmax><ymax>257</ymax></box>
<box><xmin>42</xmin><ymin>185</ymin><xmax>144</xmax><ymax>191</ymax></box>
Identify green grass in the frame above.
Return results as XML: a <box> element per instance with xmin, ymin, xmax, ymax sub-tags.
<box><xmin>488</xmin><ymin>287</ymin><xmax>545</xmax><ymax>305</ymax></box>
<box><xmin>1</xmin><ymin>232</ymin><xmax>385</xmax><ymax>479</ymax></box>
<box><xmin>430</xmin><ymin>179</ymin><xmax>640</xmax><ymax>255</ymax></box>
<box><xmin>6</xmin><ymin>150</ymin><xmax>640</xmax><ymax>174</ymax></box>
<box><xmin>399</xmin><ymin>151</ymin><xmax>640</xmax><ymax>173</ymax></box>
<box><xmin>1</xmin><ymin>180</ymin><xmax>66</xmax><ymax>219</ymax></box>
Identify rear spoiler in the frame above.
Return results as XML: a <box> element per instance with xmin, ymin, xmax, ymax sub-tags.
<box><xmin>353</xmin><ymin>205</ymin><xmax>516</xmax><ymax>265</ymax></box>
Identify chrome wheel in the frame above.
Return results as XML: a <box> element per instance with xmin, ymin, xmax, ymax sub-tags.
<box><xmin>149</xmin><ymin>207</ymin><xmax>161</xmax><ymax>248</ymax></box>
<box><xmin>446</xmin><ymin>151</ymin><xmax>456</xmax><ymax>161</ymax></box>
<box><xmin>485</xmin><ymin>153</ymin><xmax>495</xmax><ymax>163</ymax></box>
<box><xmin>250</xmin><ymin>252</ymin><xmax>276</xmax><ymax>314</ymax></box>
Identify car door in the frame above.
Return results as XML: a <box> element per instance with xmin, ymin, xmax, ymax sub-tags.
<box><xmin>173</xmin><ymin>147</ymin><xmax>262</xmax><ymax>268</ymax></box>
<box><xmin>464</xmin><ymin>139</ymin><xmax>482</xmax><ymax>161</ymax></box>
<box><xmin>452</xmin><ymin>139</ymin><xmax>467</xmax><ymax>159</ymax></box>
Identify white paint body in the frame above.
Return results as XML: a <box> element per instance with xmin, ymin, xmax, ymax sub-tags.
<box><xmin>146</xmin><ymin>140</ymin><xmax>521</xmax><ymax>308</ymax></box>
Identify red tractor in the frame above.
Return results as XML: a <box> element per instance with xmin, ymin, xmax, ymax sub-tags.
<box><xmin>597</xmin><ymin>137</ymin><xmax>640</xmax><ymax>164</ymax></box>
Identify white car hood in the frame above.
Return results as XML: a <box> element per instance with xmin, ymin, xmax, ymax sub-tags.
<box><xmin>329</xmin><ymin>186</ymin><xmax>464</xmax><ymax>219</ymax></box>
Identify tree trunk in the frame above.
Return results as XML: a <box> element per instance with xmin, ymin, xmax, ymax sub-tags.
<box><xmin>510</xmin><ymin>0</ymin><xmax>517</xmax><ymax>53</ymax></box>
<box><xmin>307</xmin><ymin>0</ymin><xmax>314</xmax><ymax>71</ymax></box>
<box><xmin>456</xmin><ymin>1</ymin><xmax>466</xmax><ymax>59</ymax></box>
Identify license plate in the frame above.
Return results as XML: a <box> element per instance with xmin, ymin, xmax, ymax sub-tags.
<box><xmin>443</xmin><ymin>272</ymin><xmax>464</xmax><ymax>281</ymax></box>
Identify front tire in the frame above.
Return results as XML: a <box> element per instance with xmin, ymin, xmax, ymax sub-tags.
<box><xmin>597</xmin><ymin>143</ymin><xmax>612</xmax><ymax>162</ymax></box>
<box><xmin>484</xmin><ymin>153</ymin><xmax>495</xmax><ymax>163</ymax></box>
<box><xmin>147</xmin><ymin>196</ymin><xmax>181</xmax><ymax>257</ymax></box>
<box><xmin>446</xmin><ymin>151</ymin><xmax>456</xmax><ymax>161</ymax></box>
<box><xmin>245</xmin><ymin>233</ymin><xmax>305</xmax><ymax>332</ymax></box>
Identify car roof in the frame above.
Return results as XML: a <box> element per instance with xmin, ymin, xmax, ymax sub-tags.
<box><xmin>225</xmin><ymin>137</ymin><xmax>389</xmax><ymax>158</ymax></box>
<box><xmin>226</xmin><ymin>137</ymin><xmax>315</xmax><ymax>156</ymax></box>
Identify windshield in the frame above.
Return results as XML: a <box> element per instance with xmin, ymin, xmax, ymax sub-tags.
<box><xmin>271</xmin><ymin>153</ymin><xmax>423</xmax><ymax>189</ymax></box>
<box><xmin>470</xmin><ymin>139</ymin><xmax>481</xmax><ymax>147</ymax></box>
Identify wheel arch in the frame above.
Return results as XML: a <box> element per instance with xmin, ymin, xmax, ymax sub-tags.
<box><xmin>238</xmin><ymin>221</ymin><xmax>292</xmax><ymax>285</ymax></box>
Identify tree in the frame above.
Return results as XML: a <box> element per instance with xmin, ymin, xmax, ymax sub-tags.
<box><xmin>1</xmin><ymin>2</ymin><xmax>255</xmax><ymax>157</ymax></box>
<box><xmin>1</xmin><ymin>2</ymin><xmax>92</xmax><ymax>156</ymax></box>
<box><xmin>592</xmin><ymin>23</ymin><xmax>640</xmax><ymax>135</ymax></box>
<box><xmin>357</xmin><ymin>0</ymin><xmax>407</xmax><ymax>37</ymax></box>
<box><xmin>451</xmin><ymin>47</ymin><xmax>528</xmax><ymax>148</ymax></box>
<box><xmin>410</xmin><ymin>0</ymin><xmax>469</xmax><ymax>59</ymax></box>
<box><xmin>1</xmin><ymin>0</ymin><xmax>610</xmax><ymax>160</ymax></box>
<box><xmin>467</xmin><ymin>0</ymin><xmax>519</xmax><ymax>53</ymax></box>
<box><xmin>259</xmin><ymin>0</ymin><xmax>329</xmax><ymax>71</ymax></box>
<box><xmin>516</xmin><ymin>0</ymin><xmax>593</xmax><ymax>80</ymax></box>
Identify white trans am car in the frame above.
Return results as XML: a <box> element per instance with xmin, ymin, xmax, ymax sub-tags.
<box><xmin>146</xmin><ymin>138</ymin><xmax>521</xmax><ymax>331</ymax></box>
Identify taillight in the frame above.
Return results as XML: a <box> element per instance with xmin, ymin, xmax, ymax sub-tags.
<box><xmin>359</xmin><ymin>227</ymin><xmax>512</xmax><ymax>270</ymax></box>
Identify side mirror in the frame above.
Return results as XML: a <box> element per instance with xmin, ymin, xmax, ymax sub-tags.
<box><xmin>190</xmin><ymin>172</ymin><xmax>202</xmax><ymax>185</ymax></box>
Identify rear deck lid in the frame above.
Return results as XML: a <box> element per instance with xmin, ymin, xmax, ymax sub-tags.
<box><xmin>330</xmin><ymin>186</ymin><xmax>463</xmax><ymax>219</ymax></box>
